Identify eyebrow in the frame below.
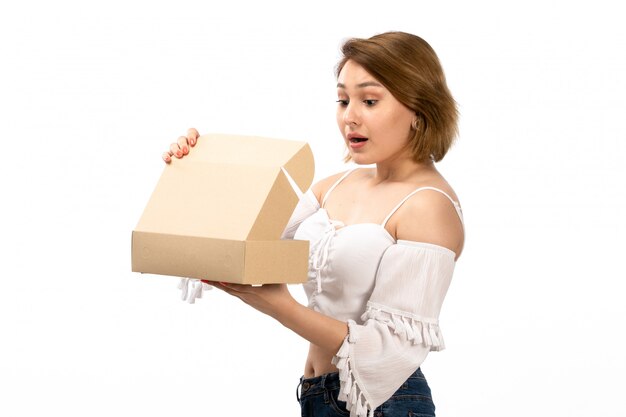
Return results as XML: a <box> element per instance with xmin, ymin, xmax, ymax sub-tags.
<box><xmin>337</xmin><ymin>81</ymin><xmax>384</xmax><ymax>89</ymax></box>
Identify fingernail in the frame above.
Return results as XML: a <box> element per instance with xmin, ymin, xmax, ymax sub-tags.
<box><xmin>183</xmin><ymin>146</ymin><xmax>188</xmax><ymax>154</ymax></box>
<box><xmin>176</xmin><ymin>151</ymin><xmax>182</xmax><ymax>157</ymax></box>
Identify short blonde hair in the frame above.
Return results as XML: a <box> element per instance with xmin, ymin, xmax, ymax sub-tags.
<box><xmin>337</xmin><ymin>32</ymin><xmax>458</xmax><ymax>163</ymax></box>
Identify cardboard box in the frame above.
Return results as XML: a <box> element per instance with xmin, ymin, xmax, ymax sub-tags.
<box><xmin>132</xmin><ymin>133</ymin><xmax>315</xmax><ymax>284</ymax></box>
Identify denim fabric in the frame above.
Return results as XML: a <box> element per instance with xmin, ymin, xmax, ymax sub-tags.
<box><xmin>297</xmin><ymin>368</ymin><xmax>435</xmax><ymax>417</ymax></box>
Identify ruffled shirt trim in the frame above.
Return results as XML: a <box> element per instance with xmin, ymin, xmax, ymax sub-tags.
<box><xmin>331</xmin><ymin>303</ymin><xmax>445</xmax><ymax>417</ymax></box>
<box><xmin>331</xmin><ymin>320</ymin><xmax>372</xmax><ymax>417</ymax></box>
<box><xmin>364</xmin><ymin>302</ymin><xmax>445</xmax><ymax>350</ymax></box>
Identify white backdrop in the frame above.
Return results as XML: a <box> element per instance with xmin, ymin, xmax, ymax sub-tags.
<box><xmin>1</xmin><ymin>1</ymin><xmax>624</xmax><ymax>416</ymax></box>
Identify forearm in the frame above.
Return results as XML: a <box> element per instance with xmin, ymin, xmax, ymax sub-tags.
<box><xmin>276</xmin><ymin>299</ymin><xmax>348</xmax><ymax>354</ymax></box>
<box><xmin>208</xmin><ymin>281</ymin><xmax>348</xmax><ymax>353</ymax></box>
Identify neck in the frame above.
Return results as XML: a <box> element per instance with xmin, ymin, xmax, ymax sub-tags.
<box><xmin>372</xmin><ymin>155</ymin><xmax>435</xmax><ymax>184</ymax></box>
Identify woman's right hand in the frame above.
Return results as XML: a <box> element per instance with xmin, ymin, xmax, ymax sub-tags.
<box><xmin>162</xmin><ymin>128</ymin><xmax>200</xmax><ymax>163</ymax></box>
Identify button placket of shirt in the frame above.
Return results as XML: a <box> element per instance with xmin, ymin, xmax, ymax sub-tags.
<box><xmin>311</xmin><ymin>220</ymin><xmax>344</xmax><ymax>293</ymax></box>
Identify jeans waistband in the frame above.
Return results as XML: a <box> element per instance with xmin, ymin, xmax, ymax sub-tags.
<box><xmin>296</xmin><ymin>372</ymin><xmax>341</xmax><ymax>402</ymax></box>
<box><xmin>296</xmin><ymin>368</ymin><xmax>426</xmax><ymax>403</ymax></box>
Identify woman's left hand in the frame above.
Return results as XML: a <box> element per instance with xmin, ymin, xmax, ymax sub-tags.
<box><xmin>202</xmin><ymin>281</ymin><xmax>297</xmax><ymax>321</ymax></box>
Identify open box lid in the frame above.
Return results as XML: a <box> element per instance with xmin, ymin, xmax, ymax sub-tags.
<box><xmin>134</xmin><ymin>133</ymin><xmax>315</xmax><ymax>241</ymax></box>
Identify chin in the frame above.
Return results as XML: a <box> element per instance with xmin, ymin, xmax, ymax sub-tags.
<box><xmin>350</xmin><ymin>154</ymin><xmax>375</xmax><ymax>165</ymax></box>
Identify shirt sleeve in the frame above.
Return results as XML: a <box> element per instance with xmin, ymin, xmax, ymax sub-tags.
<box><xmin>280</xmin><ymin>189</ymin><xmax>320</xmax><ymax>240</ymax></box>
<box><xmin>331</xmin><ymin>241</ymin><xmax>456</xmax><ymax>417</ymax></box>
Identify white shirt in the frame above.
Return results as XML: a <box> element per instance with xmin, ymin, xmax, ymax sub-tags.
<box><xmin>283</xmin><ymin>169</ymin><xmax>464</xmax><ymax>417</ymax></box>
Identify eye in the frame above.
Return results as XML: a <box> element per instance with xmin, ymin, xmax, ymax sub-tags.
<box><xmin>363</xmin><ymin>99</ymin><xmax>378</xmax><ymax>106</ymax></box>
<box><xmin>336</xmin><ymin>99</ymin><xmax>349</xmax><ymax>107</ymax></box>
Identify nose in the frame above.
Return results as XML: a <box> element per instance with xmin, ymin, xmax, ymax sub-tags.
<box><xmin>342</xmin><ymin>102</ymin><xmax>360</xmax><ymax>126</ymax></box>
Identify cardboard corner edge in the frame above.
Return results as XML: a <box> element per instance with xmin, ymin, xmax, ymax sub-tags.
<box><xmin>283</xmin><ymin>142</ymin><xmax>315</xmax><ymax>193</ymax></box>
<box><xmin>131</xmin><ymin>229</ymin><xmax>141</xmax><ymax>273</ymax></box>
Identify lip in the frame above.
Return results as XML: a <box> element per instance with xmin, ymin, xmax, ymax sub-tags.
<box><xmin>349</xmin><ymin>140</ymin><xmax>367</xmax><ymax>149</ymax></box>
<box><xmin>347</xmin><ymin>132</ymin><xmax>367</xmax><ymax>141</ymax></box>
<box><xmin>347</xmin><ymin>132</ymin><xmax>368</xmax><ymax>149</ymax></box>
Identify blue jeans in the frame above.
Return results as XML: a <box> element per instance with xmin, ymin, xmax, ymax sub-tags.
<box><xmin>297</xmin><ymin>368</ymin><xmax>436</xmax><ymax>417</ymax></box>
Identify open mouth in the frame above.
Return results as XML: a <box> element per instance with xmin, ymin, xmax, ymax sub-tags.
<box><xmin>349</xmin><ymin>137</ymin><xmax>368</xmax><ymax>143</ymax></box>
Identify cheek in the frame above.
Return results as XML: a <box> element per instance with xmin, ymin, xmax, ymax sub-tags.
<box><xmin>389</xmin><ymin>111</ymin><xmax>413</xmax><ymax>140</ymax></box>
<box><xmin>374</xmin><ymin>109</ymin><xmax>408</xmax><ymax>138</ymax></box>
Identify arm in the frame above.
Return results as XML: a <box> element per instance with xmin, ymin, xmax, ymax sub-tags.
<box><xmin>328</xmin><ymin>192</ymin><xmax>464</xmax><ymax>416</ymax></box>
<box><xmin>330</xmin><ymin>242</ymin><xmax>456</xmax><ymax>417</ymax></box>
<box><xmin>205</xmin><ymin>282</ymin><xmax>348</xmax><ymax>353</ymax></box>
<box><xmin>394</xmin><ymin>188</ymin><xmax>465</xmax><ymax>260</ymax></box>
<box><xmin>278</xmin><ymin>301</ymin><xmax>349</xmax><ymax>354</ymax></box>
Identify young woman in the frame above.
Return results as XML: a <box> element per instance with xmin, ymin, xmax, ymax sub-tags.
<box><xmin>163</xmin><ymin>31</ymin><xmax>464</xmax><ymax>417</ymax></box>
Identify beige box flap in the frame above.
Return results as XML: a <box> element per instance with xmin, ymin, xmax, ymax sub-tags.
<box><xmin>134</xmin><ymin>133</ymin><xmax>315</xmax><ymax>241</ymax></box>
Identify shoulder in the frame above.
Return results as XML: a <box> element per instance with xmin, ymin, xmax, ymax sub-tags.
<box><xmin>310</xmin><ymin>170</ymin><xmax>354</xmax><ymax>205</ymax></box>
<box><xmin>393</xmin><ymin>187</ymin><xmax>465</xmax><ymax>260</ymax></box>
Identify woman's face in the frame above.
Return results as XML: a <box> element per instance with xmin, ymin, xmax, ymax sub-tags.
<box><xmin>336</xmin><ymin>60</ymin><xmax>415</xmax><ymax>166</ymax></box>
